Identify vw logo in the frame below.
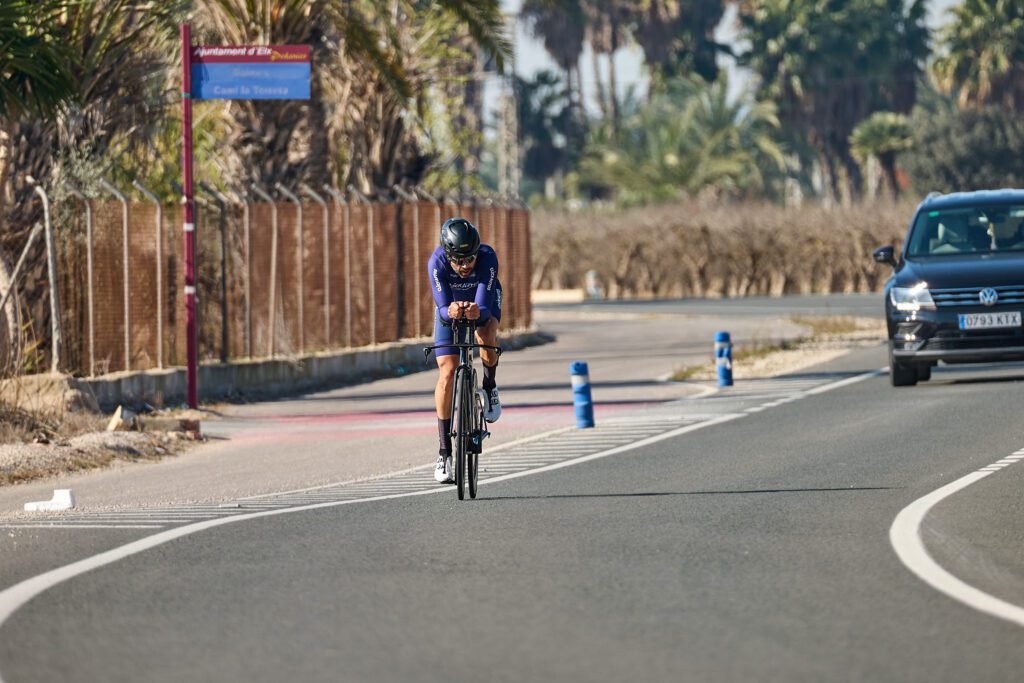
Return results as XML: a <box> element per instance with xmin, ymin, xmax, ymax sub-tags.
<box><xmin>979</xmin><ymin>287</ymin><xmax>999</xmax><ymax>306</ymax></box>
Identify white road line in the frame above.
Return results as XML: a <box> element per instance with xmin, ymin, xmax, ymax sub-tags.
<box><xmin>807</xmin><ymin>369</ymin><xmax>885</xmax><ymax>394</ymax></box>
<box><xmin>890</xmin><ymin>458</ymin><xmax>1024</xmax><ymax>627</ymax></box>
<box><xmin>0</xmin><ymin>368</ymin><xmax>879</xmax><ymax>652</ymax></box>
<box><xmin>499</xmin><ymin>450</ymin><xmax>584</xmax><ymax>457</ymax></box>
<box><xmin>11</xmin><ymin>518</ymin><xmax>212</xmax><ymax>525</ymax></box>
<box><xmin>235</xmin><ymin>425</ymin><xmax>579</xmax><ymax>501</ymax></box>
<box><xmin>0</xmin><ymin>524</ymin><xmax>164</xmax><ymax>530</ymax></box>
<box><xmin>57</xmin><ymin>512</ymin><xmax>226</xmax><ymax>518</ymax></box>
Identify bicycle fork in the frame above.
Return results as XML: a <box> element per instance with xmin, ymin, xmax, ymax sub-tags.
<box><xmin>471</xmin><ymin>389</ymin><xmax>490</xmax><ymax>454</ymax></box>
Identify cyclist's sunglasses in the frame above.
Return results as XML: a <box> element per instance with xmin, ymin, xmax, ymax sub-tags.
<box><xmin>449</xmin><ymin>254</ymin><xmax>477</xmax><ymax>266</ymax></box>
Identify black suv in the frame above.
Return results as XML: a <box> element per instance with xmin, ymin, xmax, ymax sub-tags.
<box><xmin>874</xmin><ymin>189</ymin><xmax>1024</xmax><ymax>386</ymax></box>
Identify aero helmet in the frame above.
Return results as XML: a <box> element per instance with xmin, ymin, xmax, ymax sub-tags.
<box><xmin>439</xmin><ymin>217</ymin><xmax>480</xmax><ymax>260</ymax></box>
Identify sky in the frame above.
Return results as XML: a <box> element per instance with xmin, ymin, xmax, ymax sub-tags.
<box><xmin>490</xmin><ymin>0</ymin><xmax>961</xmax><ymax>116</ymax></box>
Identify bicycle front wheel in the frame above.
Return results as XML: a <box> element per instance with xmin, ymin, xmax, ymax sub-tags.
<box><xmin>454</xmin><ymin>367</ymin><xmax>473</xmax><ymax>500</ymax></box>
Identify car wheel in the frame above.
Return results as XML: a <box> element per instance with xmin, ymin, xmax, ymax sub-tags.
<box><xmin>915</xmin><ymin>364</ymin><xmax>932</xmax><ymax>382</ymax></box>
<box><xmin>888</xmin><ymin>348</ymin><xmax>918</xmax><ymax>386</ymax></box>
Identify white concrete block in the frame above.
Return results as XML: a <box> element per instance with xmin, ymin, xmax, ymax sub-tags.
<box><xmin>24</xmin><ymin>489</ymin><xmax>76</xmax><ymax>512</ymax></box>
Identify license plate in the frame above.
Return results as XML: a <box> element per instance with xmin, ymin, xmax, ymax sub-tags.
<box><xmin>958</xmin><ymin>311</ymin><xmax>1022</xmax><ymax>330</ymax></box>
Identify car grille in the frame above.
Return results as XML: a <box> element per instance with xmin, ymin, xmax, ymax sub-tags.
<box><xmin>931</xmin><ymin>285</ymin><xmax>1024</xmax><ymax>307</ymax></box>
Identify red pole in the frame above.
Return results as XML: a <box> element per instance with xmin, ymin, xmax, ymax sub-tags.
<box><xmin>182</xmin><ymin>24</ymin><xmax>198</xmax><ymax>408</ymax></box>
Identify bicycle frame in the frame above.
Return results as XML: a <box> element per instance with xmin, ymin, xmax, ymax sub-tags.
<box><xmin>424</xmin><ymin>317</ymin><xmax>502</xmax><ymax>499</ymax></box>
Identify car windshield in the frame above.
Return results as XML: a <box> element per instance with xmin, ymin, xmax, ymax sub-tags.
<box><xmin>906</xmin><ymin>204</ymin><xmax>1024</xmax><ymax>257</ymax></box>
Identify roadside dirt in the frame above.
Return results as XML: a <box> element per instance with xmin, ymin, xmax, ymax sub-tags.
<box><xmin>680</xmin><ymin>324</ymin><xmax>887</xmax><ymax>381</ymax></box>
<box><xmin>0</xmin><ymin>430</ymin><xmax>195</xmax><ymax>486</ymax></box>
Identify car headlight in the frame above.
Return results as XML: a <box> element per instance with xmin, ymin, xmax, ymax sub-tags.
<box><xmin>890</xmin><ymin>284</ymin><xmax>936</xmax><ymax>312</ymax></box>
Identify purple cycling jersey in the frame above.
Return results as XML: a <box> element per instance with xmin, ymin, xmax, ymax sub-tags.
<box><xmin>428</xmin><ymin>244</ymin><xmax>500</xmax><ymax>323</ymax></box>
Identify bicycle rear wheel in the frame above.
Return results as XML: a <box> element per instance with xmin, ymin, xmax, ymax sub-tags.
<box><xmin>454</xmin><ymin>367</ymin><xmax>473</xmax><ymax>500</ymax></box>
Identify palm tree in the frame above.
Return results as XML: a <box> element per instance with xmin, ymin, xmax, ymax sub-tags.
<box><xmin>0</xmin><ymin>0</ymin><xmax>76</xmax><ymax>371</ymax></box>
<box><xmin>515</xmin><ymin>70</ymin><xmax>577</xmax><ymax>196</ymax></box>
<box><xmin>520</xmin><ymin>0</ymin><xmax>586</xmax><ymax>129</ymax></box>
<box><xmin>0</xmin><ymin>0</ymin><xmax>75</xmax><ymax>249</ymax></box>
<box><xmin>197</xmin><ymin>0</ymin><xmax>509</xmax><ymax>192</ymax></box>
<box><xmin>0</xmin><ymin>0</ymin><xmax>74</xmax><ymax>120</ymax></box>
<box><xmin>932</xmin><ymin>0</ymin><xmax>1024</xmax><ymax>111</ymax></box>
<box><xmin>2</xmin><ymin>0</ymin><xmax>184</xmax><ymax>206</ymax></box>
<box><xmin>582</xmin><ymin>0</ymin><xmax>636</xmax><ymax>132</ymax></box>
<box><xmin>0</xmin><ymin>0</ymin><xmax>509</xmax><ymax>372</ymax></box>
<box><xmin>578</xmin><ymin>75</ymin><xmax>785</xmax><ymax>203</ymax></box>
<box><xmin>196</xmin><ymin>0</ymin><xmax>334</xmax><ymax>188</ymax></box>
<box><xmin>850</xmin><ymin>112</ymin><xmax>912</xmax><ymax>198</ymax></box>
<box><xmin>739</xmin><ymin>0</ymin><xmax>930</xmax><ymax>203</ymax></box>
<box><xmin>632</xmin><ymin>0</ymin><xmax>727</xmax><ymax>88</ymax></box>
<box><xmin>0</xmin><ymin>0</ymin><xmax>182</xmax><ymax>372</ymax></box>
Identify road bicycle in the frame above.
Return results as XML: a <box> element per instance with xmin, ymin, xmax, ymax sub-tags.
<box><xmin>425</xmin><ymin>317</ymin><xmax>502</xmax><ymax>500</ymax></box>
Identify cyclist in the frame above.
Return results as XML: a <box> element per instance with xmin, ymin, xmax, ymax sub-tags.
<box><xmin>429</xmin><ymin>217</ymin><xmax>502</xmax><ymax>483</ymax></box>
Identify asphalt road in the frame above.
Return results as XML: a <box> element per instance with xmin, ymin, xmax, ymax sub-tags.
<box><xmin>3</xmin><ymin>295</ymin><xmax>1024</xmax><ymax>682</ymax></box>
<box><xmin>0</xmin><ymin>295</ymin><xmax>820</xmax><ymax>512</ymax></box>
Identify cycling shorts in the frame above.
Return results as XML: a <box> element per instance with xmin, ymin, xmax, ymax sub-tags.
<box><xmin>433</xmin><ymin>284</ymin><xmax>502</xmax><ymax>358</ymax></box>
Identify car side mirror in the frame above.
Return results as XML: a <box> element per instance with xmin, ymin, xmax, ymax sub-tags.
<box><xmin>873</xmin><ymin>246</ymin><xmax>897</xmax><ymax>267</ymax></box>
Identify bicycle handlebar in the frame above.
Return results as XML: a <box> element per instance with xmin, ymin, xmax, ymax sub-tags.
<box><xmin>423</xmin><ymin>341</ymin><xmax>503</xmax><ymax>361</ymax></box>
<box><xmin>423</xmin><ymin>317</ymin><xmax>503</xmax><ymax>362</ymax></box>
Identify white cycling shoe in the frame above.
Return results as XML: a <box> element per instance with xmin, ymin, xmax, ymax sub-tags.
<box><xmin>483</xmin><ymin>387</ymin><xmax>502</xmax><ymax>423</ymax></box>
<box><xmin>434</xmin><ymin>454</ymin><xmax>453</xmax><ymax>483</ymax></box>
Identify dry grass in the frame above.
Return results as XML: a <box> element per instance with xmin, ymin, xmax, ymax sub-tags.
<box><xmin>0</xmin><ymin>429</ymin><xmax>189</xmax><ymax>486</ymax></box>
<box><xmin>669</xmin><ymin>315</ymin><xmax>885</xmax><ymax>381</ymax></box>
<box><xmin>0</xmin><ymin>387</ymin><xmax>188</xmax><ymax>486</ymax></box>
<box><xmin>0</xmin><ymin>401</ymin><xmax>106</xmax><ymax>445</ymax></box>
<box><xmin>791</xmin><ymin>315</ymin><xmax>863</xmax><ymax>337</ymax></box>
<box><xmin>532</xmin><ymin>199</ymin><xmax>915</xmax><ymax>299</ymax></box>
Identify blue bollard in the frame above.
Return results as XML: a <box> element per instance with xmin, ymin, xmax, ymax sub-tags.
<box><xmin>570</xmin><ymin>361</ymin><xmax>595</xmax><ymax>428</ymax></box>
<box><xmin>715</xmin><ymin>331</ymin><xmax>733</xmax><ymax>387</ymax></box>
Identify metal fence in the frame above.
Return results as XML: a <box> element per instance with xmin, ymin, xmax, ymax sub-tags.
<box><xmin>55</xmin><ymin>193</ymin><xmax>532</xmax><ymax>376</ymax></box>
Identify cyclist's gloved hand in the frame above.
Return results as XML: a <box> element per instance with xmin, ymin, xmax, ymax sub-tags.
<box><xmin>464</xmin><ymin>303</ymin><xmax>480</xmax><ymax>320</ymax></box>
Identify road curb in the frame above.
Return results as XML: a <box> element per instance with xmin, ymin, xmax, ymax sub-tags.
<box><xmin>80</xmin><ymin>327</ymin><xmax>553</xmax><ymax>411</ymax></box>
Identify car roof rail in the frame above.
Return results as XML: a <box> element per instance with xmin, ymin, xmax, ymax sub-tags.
<box><xmin>925</xmin><ymin>191</ymin><xmax>943</xmax><ymax>200</ymax></box>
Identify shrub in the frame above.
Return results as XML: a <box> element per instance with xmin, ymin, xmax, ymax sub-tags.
<box><xmin>901</xmin><ymin>107</ymin><xmax>1024</xmax><ymax>194</ymax></box>
<box><xmin>532</xmin><ymin>199</ymin><xmax>915</xmax><ymax>299</ymax></box>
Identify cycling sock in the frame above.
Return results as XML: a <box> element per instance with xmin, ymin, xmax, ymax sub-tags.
<box><xmin>438</xmin><ymin>417</ymin><xmax>451</xmax><ymax>454</ymax></box>
<box><xmin>482</xmin><ymin>361</ymin><xmax>498</xmax><ymax>392</ymax></box>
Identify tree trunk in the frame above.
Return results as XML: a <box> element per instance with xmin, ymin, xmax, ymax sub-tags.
<box><xmin>881</xmin><ymin>153</ymin><xmax>900</xmax><ymax>199</ymax></box>
<box><xmin>0</xmin><ymin>243</ymin><xmax>20</xmax><ymax>375</ymax></box>
<box><xmin>608</xmin><ymin>18</ymin><xmax>620</xmax><ymax>134</ymax></box>
<box><xmin>590</xmin><ymin>47</ymin><xmax>608</xmax><ymax>121</ymax></box>
<box><xmin>817</xmin><ymin>145</ymin><xmax>840</xmax><ymax>207</ymax></box>
<box><xmin>463</xmin><ymin>47</ymin><xmax>483</xmax><ymax>179</ymax></box>
<box><xmin>0</xmin><ymin>129</ymin><xmax>9</xmax><ymax>233</ymax></box>
<box><xmin>836</xmin><ymin>139</ymin><xmax>864</xmax><ymax>204</ymax></box>
<box><xmin>574</xmin><ymin>67</ymin><xmax>585</xmax><ymax>126</ymax></box>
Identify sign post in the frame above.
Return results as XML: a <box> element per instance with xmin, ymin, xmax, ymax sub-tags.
<box><xmin>181</xmin><ymin>24</ymin><xmax>198</xmax><ymax>408</ymax></box>
<box><xmin>180</xmin><ymin>25</ymin><xmax>310</xmax><ymax>408</ymax></box>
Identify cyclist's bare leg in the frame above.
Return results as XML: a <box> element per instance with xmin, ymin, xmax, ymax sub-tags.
<box><xmin>475</xmin><ymin>317</ymin><xmax>500</xmax><ymax>368</ymax></box>
<box><xmin>435</xmin><ymin>354</ymin><xmax>458</xmax><ymax>419</ymax></box>
<box><xmin>476</xmin><ymin>318</ymin><xmax>501</xmax><ymax>424</ymax></box>
<box><xmin>433</xmin><ymin>353</ymin><xmax>458</xmax><ymax>480</ymax></box>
